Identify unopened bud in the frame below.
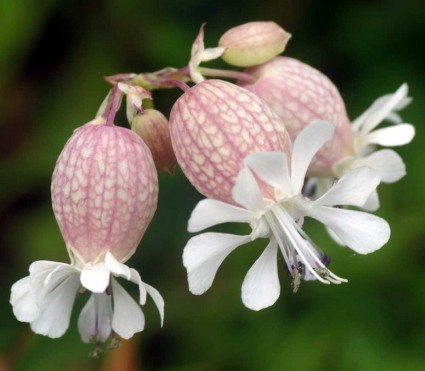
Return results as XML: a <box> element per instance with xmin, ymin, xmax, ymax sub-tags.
<box><xmin>132</xmin><ymin>109</ymin><xmax>177</xmax><ymax>174</ymax></box>
<box><xmin>219</xmin><ymin>21</ymin><xmax>291</xmax><ymax>67</ymax></box>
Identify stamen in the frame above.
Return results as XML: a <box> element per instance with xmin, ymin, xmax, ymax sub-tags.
<box><xmin>264</xmin><ymin>214</ymin><xmax>294</xmax><ymax>276</ymax></box>
<box><xmin>88</xmin><ymin>342</ymin><xmax>103</xmax><ymax>358</ymax></box>
<box><xmin>270</xmin><ymin>206</ymin><xmax>331</xmax><ymax>284</ymax></box>
<box><xmin>291</xmin><ymin>269</ymin><xmax>302</xmax><ymax>293</ymax></box>
<box><xmin>108</xmin><ymin>331</ymin><xmax>121</xmax><ymax>350</ymax></box>
<box><xmin>289</xmin><ymin>216</ymin><xmax>348</xmax><ymax>284</ymax></box>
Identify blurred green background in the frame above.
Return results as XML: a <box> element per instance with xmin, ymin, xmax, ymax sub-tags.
<box><xmin>1</xmin><ymin>0</ymin><xmax>424</xmax><ymax>370</ymax></box>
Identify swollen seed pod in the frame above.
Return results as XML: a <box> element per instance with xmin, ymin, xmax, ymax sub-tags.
<box><xmin>239</xmin><ymin>56</ymin><xmax>356</xmax><ymax>176</ymax></box>
<box><xmin>219</xmin><ymin>21</ymin><xmax>291</xmax><ymax>67</ymax></box>
<box><xmin>51</xmin><ymin>122</ymin><xmax>158</xmax><ymax>266</ymax></box>
<box><xmin>132</xmin><ymin>109</ymin><xmax>177</xmax><ymax>174</ymax></box>
<box><xmin>169</xmin><ymin>79</ymin><xmax>292</xmax><ymax>203</ymax></box>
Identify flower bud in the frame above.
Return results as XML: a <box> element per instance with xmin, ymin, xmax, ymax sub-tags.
<box><xmin>51</xmin><ymin>122</ymin><xmax>158</xmax><ymax>265</ymax></box>
<box><xmin>169</xmin><ymin>79</ymin><xmax>291</xmax><ymax>203</ymax></box>
<box><xmin>239</xmin><ymin>56</ymin><xmax>355</xmax><ymax>176</ymax></box>
<box><xmin>219</xmin><ymin>22</ymin><xmax>291</xmax><ymax>67</ymax></box>
<box><xmin>132</xmin><ymin>109</ymin><xmax>177</xmax><ymax>174</ymax></box>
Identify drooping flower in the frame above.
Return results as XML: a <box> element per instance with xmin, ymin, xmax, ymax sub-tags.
<box><xmin>183</xmin><ymin>121</ymin><xmax>390</xmax><ymax>310</ymax></box>
<box><xmin>239</xmin><ymin>57</ymin><xmax>414</xmax><ymax>206</ymax></box>
<box><xmin>10</xmin><ymin>121</ymin><xmax>164</xmax><ymax>344</ymax></box>
<box><xmin>169</xmin><ymin>78</ymin><xmax>292</xmax><ymax>204</ymax></box>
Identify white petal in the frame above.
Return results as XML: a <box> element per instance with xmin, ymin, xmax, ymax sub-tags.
<box><xmin>104</xmin><ymin>252</ymin><xmax>147</xmax><ymax>305</ymax></box>
<box><xmin>357</xmin><ymin>84</ymin><xmax>409</xmax><ymax>134</ymax></box>
<box><xmin>385</xmin><ymin>111</ymin><xmax>403</xmax><ymax>124</ymax></box>
<box><xmin>80</xmin><ymin>262</ymin><xmax>110</xmax><ymax>293</ymax></box>
<box><xmin>232</xmin><ymin>166</ymin><xmax>266</xmax><ymax>211</ymax></box>
<box><xmin>183</xmin><ymin>232</ymin><xmax>251</xmax><ymax>295</ymax></box>
<box><xmin>352</xmin><ymin>87</ymin><xmax>411</xmax><ymax>131</ymax></box>
<box><xmin>105</xmin><ymin>252</ymin><xmax>131</xmax><ymax>280</ymax></box>
<box><xmin>111</xmin><ymin>278</ymin><xmax>145</xmax><ymax>339</ymax></box>
<box><xmin>352</xmin><ymin>95</ymin><xmax>389</xmax><ymax>131</ymax></box>
<box><xmin>29</xmin><ymin>261</ymin><xmax>70</xmax><ymax>293</ymax></box>
<box><xmin>144</xmin><ymin>283</ymin><xmax>165</xmax><ymax>327</ymax></box>
<box><xmin>307</xmin><ymin>206</ymin><xmax>390</xmax><ymax>254</ymax></box>
<box><xmin>188</xmin><ymin>199</ymin><xmax>255</xmax><ymax>233</ymax></box>
<box><xmin>241</xmin><ymin>240</ymin><xmax>280</xmax><ymax>311</ymax></box>
<box><xmin>361</xmin><ymin>190</ymin><xmax>380</xmax><ymax>211</ymax></box>
<box><xmin>291</xmin><ymin>121</ymin><xmax>335</xmax><ymax>194</ymax></box>
<box><xmin>365</xmin><ymin>124</ymin><xmax>415</xmax><ymax>146</ymax></box>
<box><xmin>30</xmin><ymin>272</ymin><xmax>80</xmax><ymax>338</ymax></box>
<box><xmin>326</xmin><ymin>226</ymin><xmax>345</xmax><ymax>246</ymax></box>
<box><xmin>127</xmin><ymin>268</ymin><xmax>147</xmax><ymax>305</ymax></box>
<box><xmin>10</xmin><ymin>277</ymin><xmax>39</xmax><ymax>322</ymax></box>
<box><xmin>244</xmin><ymin>152</ymin><xmax>291</xmax><ymax>194</ymax></box>
<box><xmin>314</xmin><ymin>167</ymin><xmax>380</xmax><ymax>207</ymax></box>
<box><xmin>15</xmin><ymin>261</ymin><xmax>79</xmax><ymax>325</ymax></box>
<box><xmin>78</xmin><ymin>293</ymin><xmax>113</xmax><ymax>343</ymax></box>
<box><xmin>352</xmin><ymin>149</ymin><xmax>406</xmax><ymax>183</ymax></box>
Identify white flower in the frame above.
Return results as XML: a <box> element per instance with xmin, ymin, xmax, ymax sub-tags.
<box><xmin>331</xmin><ymin>83</ymin><xmax>415</xmax><ymax>210</ymax></box>
<box><xmin>183</xmin><ymin>121</ymin><xmax>390</xmax><ymax>311</ymax></box>
<box><xmin>10</xmin><ymin>252</ymin><xmax>164</xmax><ymax>342</ymax></box>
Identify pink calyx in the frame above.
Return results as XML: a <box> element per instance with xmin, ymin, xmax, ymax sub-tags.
<box><xmin>132</xmin><ymin>109</ymin><xmax>177</xmax><ymax>175</ymax></box>
<box><xmin>169</xmin><ymin>79</ymin><xmax>292</xmax><ymax>204</ymax></box>
<box><xmin>51</xmin><ymin>122</ymin><xmax>158</xmax><ymax>266</ymax></box>
<box><xmin>239</xmin><ymin>56</ymin><xmax>356</xmax><ymax>176</ymax></box>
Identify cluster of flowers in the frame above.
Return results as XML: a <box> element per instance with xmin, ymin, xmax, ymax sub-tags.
<box><xmin>10</xmin><ymin>21</ymin><xmax>414</xmax><ymax>352</ymax></box>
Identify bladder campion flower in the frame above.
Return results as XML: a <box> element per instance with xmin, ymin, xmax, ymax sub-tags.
<box><xmin>10</xmin><ymin>89</ymin><xmax>164</xmax><ymax>346</ymax></box>
<box><xmin>183</xmin><ymin>121</ymin><xmax>390</xmax><ymax>310</ymax></box>
<box><xmin>239</xmin><ymin>57</ymin><xmax>414</xmax><ymax>209</ymax></box>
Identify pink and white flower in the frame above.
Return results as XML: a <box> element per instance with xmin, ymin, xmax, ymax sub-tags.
<box><xmin>183</xmin><ymin>121</ymin><xmax>390</xmax><ymax>310</ymax></box>
<box><xmin>10</xmin><ymin>122</ymin><xmax>164</xmax><ymax>342</ymax></box>
<box><xmin>239</xmin><ymin>57</ymin><xmax>414</xmax><ymax>207</ymax></box>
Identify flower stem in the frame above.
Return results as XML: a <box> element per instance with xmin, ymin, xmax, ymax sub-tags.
<box><xmin>162</xmin><ymin>79</ymin><xmax>191</xmax><ymax>92</ymax></box>
<box><xmin>198</xmin><ymin>67</ymin><xmax>257</xmax><ymax>84</ymax></box>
